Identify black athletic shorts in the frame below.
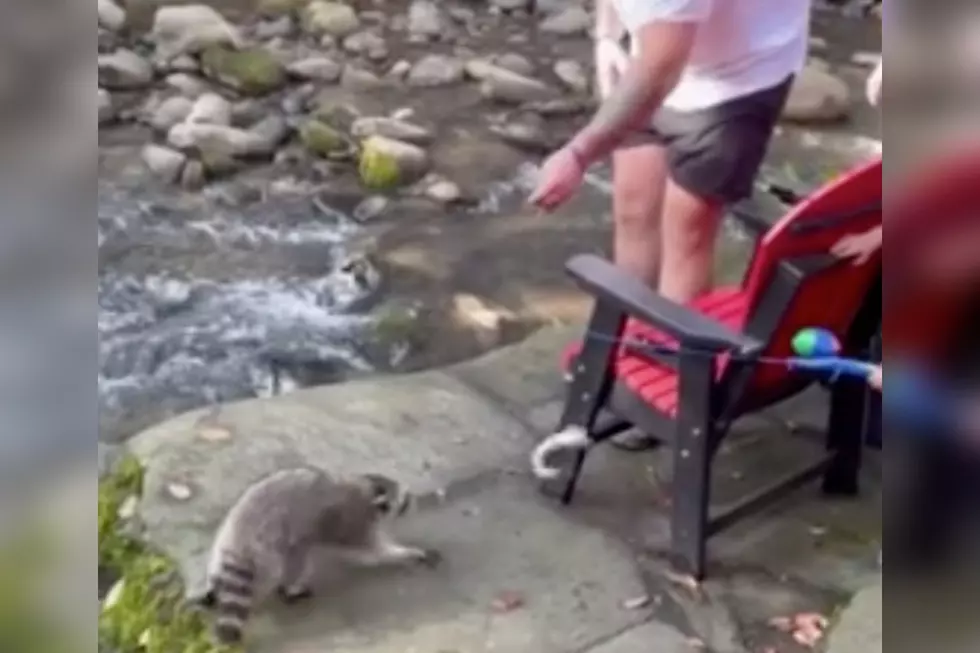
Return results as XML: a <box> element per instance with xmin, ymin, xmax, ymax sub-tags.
<box><xmin>623</xmin><ymin>75</ymin><xmax>795</xmax><ymax>204</ymax></box>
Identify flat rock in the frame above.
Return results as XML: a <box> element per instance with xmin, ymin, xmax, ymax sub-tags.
<box><xmin>303</xmin><ymin>1</ymin><xmax>360</xmax><ymax>38</ymax></box>
<box><xmin>127</xmin><ymin>370</ymin><xmax>537</xmax><ymax>597</ymax></box>
<box><xmin>826</xmin><ymin>580</ymin><xmax>881</xmax><ymax>653</ymax></box>
<box><xmin>539</xmin><ymin>6</ymin><xmax>591</xmax><ymax>36</ymax></box>
<box><xmin>185</xmin><ymin>92</ymin><xmax>232</xmax><ymax>126</ymax></box>
<box><xmin>98</xmin><ymin>0</ymin><xmax>126</xmax><ymax>31</ymax></box>
<box><xmin>472</xmin><ymin>63</ymin><xmax>557</xmax><ymax>104</ymax></box>
<box><xmin>141</xmin><ymin>144</ymin><xmax>187</xmax><ymax>183</ymax></box>
<box><xmin>145</xmin><ymin>95</ymin><xmax>194</xmax><ymax>131</ymax></box>
<box><xmin>407</xmin><ymin>0</ymin><xmax>447</xmax><ymax>39</ymax></box>
<box><xmin>287</xmin><ymin>56</ymin><xmax>343</xmax><ymax>82</ymax></box>
<box><xmin>782</xmin><ymin>65</ymin><xmax>852</xmax><ymax>123</ymax></box>
<box><xmin>407</xmin><ymin>54</ymin><xmax>465</xmax><ymax>87</ymax></box>
<box><xmin>588</xmin><ymin>622</ymin><xmax>697</xmax><ymax>653</ymax></box>
<box><xmin>151</xmin><ymin>5</ymin><xmax>243</xmax><ymax>62</ymax></box>
<box><xmin>98</xmin><ymin>49</ymin><xmax>153</xmax><ymax>90</ymax></box>
<box><xmin>248</xmin><ymin>483</ymin><xmax>652</xmax><ymax>653</ymax></box>
<box><xmin>351</xmin><ymin>116</ymin><xmax>433</xmax><ymax>144</ymax></box>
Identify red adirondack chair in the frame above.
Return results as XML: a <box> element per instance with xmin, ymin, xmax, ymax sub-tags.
<box><xmin>535</xmin><ymin>157</ymin><xmax>883</xmax><ymax>580</ymax></box>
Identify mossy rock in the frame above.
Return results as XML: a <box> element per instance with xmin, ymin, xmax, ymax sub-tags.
<box><xmin>358</xmin><ymin>136</ymin><xmax>429</xmax><ymax>191</ymax></box>
<box><xmin>98</xmin><ymin>456</ymin><xmax>239</xmax><ymax>653</ymax></box>
<box><xmin>299</xmin><ymin>119</ymin><xmax>350</xmax><ymax>158</ymax></box>
<box><xmin>311</xmin><ymin>100</ymin><xmax>360</xmax><ymax>132</ymax></box>
<box><xmin>201</xmin><ymin>45</ymin><xmax>286</xmax><ymax>97</ymax></box>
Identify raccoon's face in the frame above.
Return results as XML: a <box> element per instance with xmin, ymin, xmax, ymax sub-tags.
<box><xmin>361</xmin><ymin>474</ymin><xmax>412</xmax><ymax>518</ymax></box>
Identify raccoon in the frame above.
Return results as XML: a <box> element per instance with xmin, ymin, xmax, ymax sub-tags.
<box><xmin>202</xmin><ymin>466</ymin><xmax>439</xmax><ymax>645</ymax></box>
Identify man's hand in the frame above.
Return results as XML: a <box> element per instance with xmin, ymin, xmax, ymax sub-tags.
<box><xmin>866</xmin><ymin>58</ymin><xmax>882</xmax><ymax>106</ymax></box>
<box><xmin>595</xmin><ymin>37</ymin><xmax>630</xmax><ymax>99</ymax></box>
<box><xmin>528</xmin><ymin>146</ymin><xmax>586</xmax><ymax>212</ymax></box>
<box><xmin>831</xmin><ymin>226</ymin><xmax>882</xmax><ymax>266</ymax></box>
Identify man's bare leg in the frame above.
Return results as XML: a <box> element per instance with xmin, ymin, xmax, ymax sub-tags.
<box><xmin>611</xmin><ymin>143</ymin><xmax>669</xmax><ymax>288</ymax></box>
<box><xmin>608</xmin><ymin>142</ymin><xmax>669</xmax><ymax>451</ymax></box>
<box><xmin>658</xmin><ymin>178</ymin><xmax>724</xmax><ymax>303</ymax></box>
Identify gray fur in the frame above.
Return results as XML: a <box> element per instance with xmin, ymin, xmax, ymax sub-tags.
<box><xmin>204</xmin><ymin>466</ymin><xmax>438</xmax><ymax>645</ymax></box>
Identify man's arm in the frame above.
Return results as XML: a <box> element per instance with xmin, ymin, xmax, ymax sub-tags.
<box><xmin>595</xmin><ymin>0</ymin><xmax>625</xmax><ymax>41</ymax></box>
<box><xmin>569</xmin><ymin>20</ymin><xmax>698</xmax><ymax>165</ymax></box>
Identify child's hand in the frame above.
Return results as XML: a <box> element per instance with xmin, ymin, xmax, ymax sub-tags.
<box><xmin>866</xmin><ymin>58</ymin><xmax>882</xmax><ymax>106</ymax></box>
<box><xmin>868</xmin><ymin>365</ymin><xmax>882</xmax><ymax>392</ymax></box>
<box><xmin>832</xmin><ymin>226</ymin><xmax>882</xmax><ymax>266</ymax></box>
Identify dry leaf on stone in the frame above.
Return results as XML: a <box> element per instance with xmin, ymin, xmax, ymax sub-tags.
<box><xmin>622</xmin><ymin>595</ymin><xmax>651</xmax><ymax>611</ymax></box>
<box><xmin>198</xmin><ymin>426</ymin><xmax>233</xmax><ymax>442</ymax></box>
<box><xmin>490</xmin><ymin>591</ymin><xmax>525</xmax><ymax>614</ymax></box>
<box><xmin>165</xmin><ymin>483</ymin><xmax>194</xmax><ymax>501</ymax></box>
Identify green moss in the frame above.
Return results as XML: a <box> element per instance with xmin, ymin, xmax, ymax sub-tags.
<box><xmin>372</xmin><ymin>303</ymin><xmax>425</xmax><ymax>348</ymax></box>
<box><xmin>98</xmin><ymin>456</ymin><xmax>240</xmax><ymax>653</ymax></box>
<box><xmin>201</xmin><ymin>45</ymin><xmax>286</xmax><ymax>96</ymax></box>
<box><xmin>0</xmin><ymin>527</ymin><xmax>73</xmax><ymax>653</ymax></box>
<box><xmin>358</xmin><ymin>141</ymin><xmax>402</xmax><ymax>191</ymax></box>
<box><xmin>99</xmin><ymin>454</ymin><xmax>145</xmax><ymax>571</ymax></box>
<box><xmin>299</xmin><ymin>120</ymin><xmax>349</xmax><ymax>157</ymax></box>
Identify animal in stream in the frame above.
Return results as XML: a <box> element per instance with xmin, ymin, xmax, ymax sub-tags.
<box><xmin>201</xmin><ymin>465</ymin><xmax>441</xmax><ymax>645</ymax></box>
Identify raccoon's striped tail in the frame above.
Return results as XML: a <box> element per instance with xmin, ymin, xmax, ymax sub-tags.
<box><xmin>211</xmin><ymin>554</ymin><xmax>257</xmax><ymax>645</ymax></box>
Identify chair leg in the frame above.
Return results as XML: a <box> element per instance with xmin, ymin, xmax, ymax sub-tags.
<box><xmin>670</xmin><ymin>421</ymin><xmax>713</xmax><ymax>581</ymax></box>
<box><xmin>822</xmin><ymin>377</ymin><xmax>865</xmax><ymax>497</ymax></box>
<box><xmin>561</xmin><ymin>450</ymin><xmax>588</xmax><ymax>505</ymax></box>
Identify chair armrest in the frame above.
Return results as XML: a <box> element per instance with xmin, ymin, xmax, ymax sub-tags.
<box><xmin>566</xmin><ymin>254</ymin><xmax>761</xmax><ymax>353</ymax></box>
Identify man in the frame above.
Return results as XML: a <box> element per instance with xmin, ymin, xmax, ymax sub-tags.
<box><xmin>530</xmin><ymin>0</ymin><xmax>810</xmax><ymax>303</ymax></box>
<box><xmin>530</xmin><ymin>0</ymin><xmax>810</xmax><ymax>448</ymax></box>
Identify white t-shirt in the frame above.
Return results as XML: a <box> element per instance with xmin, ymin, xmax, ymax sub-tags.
<box><xmin>613</xmin><ymin>0</ymin><xmax>811</xmax><ymax>111</ymax></box>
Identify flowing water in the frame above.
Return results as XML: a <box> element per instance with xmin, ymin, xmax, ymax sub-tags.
<box><xmin>97</xmin><ymin>181</ymin><xmax>382</xmax><ymax>442</ymax></box>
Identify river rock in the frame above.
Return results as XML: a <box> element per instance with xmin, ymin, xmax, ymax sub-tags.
<box><xmin>451</xmin><ymin>294</ymin><xmax>520</xmax><ymax>349</ymax></box>
<box><xmin>151</xmin><ymin>5</ymin><xmax>243</xmax><ymax>62</ymax></box>
<box><xmin>98</xmin><ymin>88</ymin><xmax>114</xmax><ymax>125</ymax></box>
<box><xmin>255</xmin><ymin>15</ymin><xmax>295</xmax><ymax>40</ymax></box>
<box><xmin>554</xmin><ymin>59</ymin><xmax>589</xmax><ymax>94</ymax></box>
<box><xmin>341</xmin><ymin>65</ymin><xmax>384</xmax><ymax>90</ymax></box>
<box><xmin>351</xmin><ymin>117</ymin><xmax>433</xmax><ymax>144</ymax></box>
<box><xmin>287</xmin><ymin>56</ymin><xmax>343</xmax><ymax>82</ymax></box>
<box><xmin>491</xmin><ymin>115</ymin><xmax>552</xmax><ymax>152</ymax></box>
<box><xmin>257</xmin><ymin>0</ymin><xmax>307</xmax><ymax>16</ymax></box>
<box><xmin>491</xmin><ymin>53</ymin><xmax>535</xmax><ymax>77</ymax></box>
<box><xmin>98</xmin><ymin>0</ymin><xmax>126</xmax><ymax>31</ymax></box>
<box><xmin>141</xmin><ymin>144</ymin><xmax>187</xmax><ymax>183</ymax></box>
<box><xmin>200</xmin><ymin>45</ymin><xmax>287</xmax><ymax>96</ymax></box>
<box><xmin>407</xmin><ymin>54</ymin><xmax>465</xmax><ymax>87</ymax></box>
<box><xmin>359</xmin><ymin>135</ymin><xmax>429</xmax><ymax>189</ymax></box>
<box><xmin>164</xmin><ymin>73</ymin><xmax>209</xmax><ymax>98</ymax></box>
<box><xmin>180</xmin><ymin>160</ymin><xmax>208</xmax><ymax>189</ymax></box>
<box><xmin>167</xmin><ymin>116</ymin><xmax>286</xmax><ymax>159</ymax></box>
<box><xmin>147</xmin><ymin>95</ymin><xmax>194</xmax><ymax>131</ymax></box>
<box><xmin>491</xmin><ymin>0</ymin><xmax>530</xmax><ymax>11</ymax></box>
<box><xmin>475</xmin><ymin>65</ymin><xmax>556</xmax><ymax>104</ymax></box>
<box><xmin>424</xmin><ymin>176</ymin><xmax>463</xmax><ymax>204</ymax></box>
<box><xmin>98</xmin><ymin>49</ymin><xmax>153</xmax><ymax>90</ymax></box>
<box><xmin>782</xmin><ymin>65</ymin><xmax>851</xmax><ymax>123</ymax></box>
<box><xmin>303</xmin><ymin>1</ymin><xmax>360</xmax><ymax>38</ymax></box>
<box><xmin>343</xmin><ymin>31</ymin><xmax>388</xmax><ymax>60</ymax></box>
<box><xmin>352</xmin><ymin>195</ymin><xmax>390</xmax><ymax>223</ymax></box>
<box><xmin>539</xmin><ymin>6</ymin><xmax>591</xmax><ymax>35</ymax></box>
<box><xmin>407</xmin><ymin>0</ymin><xmax>447</xmax><ymax>39</ymax></box>
<box><xmin>299</xmin><ymin>120</ymin><xmax>350</xmax><ymax>157</ymax></box>
<box><xmin>186</xmin><ymin>92</ymin><xmax>232</xmax><ymax>126</ymax></box>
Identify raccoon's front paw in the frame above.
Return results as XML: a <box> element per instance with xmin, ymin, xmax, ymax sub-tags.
<box><xmin>417</xmin><ymin>548</ymin><xmax>442</xmax><ymax>568</ymax></box>
<box><xmin>277</xmin><ymin>585</ymin><xmax>314</xmax><ymax>605</ymax></box>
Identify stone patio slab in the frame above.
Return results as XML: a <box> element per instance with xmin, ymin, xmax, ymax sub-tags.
<box><xmin>246</xmin><ymin>482</ymin><xmax>652</xmax><ymax>653</ymax></box>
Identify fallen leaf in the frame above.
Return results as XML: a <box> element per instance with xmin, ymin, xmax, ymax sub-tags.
<box><xmin>622</xmin><ymin>595</ymin><xmax>651</xmax><ymax>610</ymax></box>
<box><xmin>198</xmin><ymin>426</ymin><xmax>233</xmax><ymax>442</ymax></box>
<box><xmin>166</xmin><ymin>483</ymin><xmax>194</xmax><ymax>501</ymax></box>
<box><xmin>768</xmin><ymin>612</ymin><xmax>828</xmax><ymax>649</ymax></box>
<box><xmin>685</xmin><ymin>637</ymin><xmax>706</xmax><ymax>649</ymax></box>
<box><xmin>490</xmin><ymin>591</ymin><xmax>525</xmax><ymax>614</ymax></box>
